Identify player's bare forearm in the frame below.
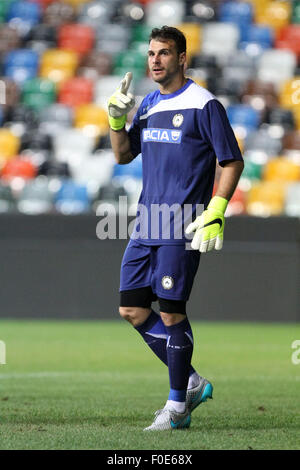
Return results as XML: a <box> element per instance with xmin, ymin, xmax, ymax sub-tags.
<box><xmin>215</xmin><ymin>160</ymin><xmax>244</xmax><ymax>201</ymax></box>
<box><xmin>109</xmin><ymin>127</ymin><xmax>134</xmax><ymax>165</ymax></box>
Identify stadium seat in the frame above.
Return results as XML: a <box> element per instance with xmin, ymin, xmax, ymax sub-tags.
<box><xmin>0</xmin><ymin>78</ymin><xmax>20</xmax><ymax>109</ymax></box>
<box><xmin>62</xmin><ymin>0</ymin><xmax>91</xmax><ymax>11</ymax></box>
<box><xmin>239</xmin><ymin>24</ymin><xmax>274</xmax><ymax>58</ymax></box>
<box><xmin>30</xmin><ymin>0</ymin><xmax>56</xmax><ymax>10</ymax></box>
<box><xmin>6</xmin><ymin>0</ymin><xmax>42</xmax><ymax>37</ymax></box>
<box><xmin>257</xmin><ymin>49</ymin><xmax>297</xmax><ymax>89</ymax></box>
<box><xmin>219</xmin><ymin>1</ymin><xmax>253</xmax><ymax>41</ymax></box>
<box><xmin>255</xmin><ymin>1</ymin><xmax>291</xmax><ymax>32</ymax></box>
<box><xmin>93</xmin><ymin>180</ymin><xmax>128</xmax><ymax>215</ymax></box>
<box><xmin>240</xmin><ymin>80</ymin><xmax>278</xmax><ymax>115</ymax></box>
<box><xmin>0</xmin><ymin>0</ymin><xmax>15</xmax><ymax>23</ymax></box>
<box><xmin>117</xmin><ymin>1</ymin><xmax>145</xmax><ymax>24</ymax></box>
<box><xmin>1</xmin><ymin>156</ymin><xmax>37</xmax><ymax>181</ymax></box>
<box><xmin>94</xmin><ymin>75</ymin><xmax>125</xmax><ymax>109</ymax></box>
<box><xmin>58</xmin><ymin>23</ymin><xmax>95</xmax><ymax>56</ymax></box>
<box><xmin>96</xmin><ymin>24</ymin><xmax>131</xmax><ymax>58</ymax></box>
<box><xmin>74</xmin><ymin>104</ymin><xmax>109</xmax><ymax>139</ymax></box>
<box><xmin>40</xmin><ymin>48</ymin><xmax>79</xmax><ymax>84</ymax></box>
<box><xmin>58</xmin><ymin>77</ymin><xmax>93</xmax><ymax>107</ymax></box>
<box><xmin>222</xmin><ymin>50</ymin><xmax>256</xmax><ymax>88</ymax></box>
<box><xmin>21</xmin><ymin>77</ymin><xmax>56</xmax><ymax>111</ymax></box>
<box><xmin>39</xmin><ymin>103</ymin><xmax>73</xmax><ymax>136</ymax></box>
<box><xmin>244</xmin><ymin>129</ymin><xmax>282</xmax><ymax>156</ymax></box>
<box><xmin>17</xmin><ymin>177</ymin><xmax>53</xmax><ymax>214</ymax></box>
<box><xmin>38</xmin><ymin>160</ymin><xmax>70</xmax><ymax>178</ymax></box>
<box><xmin>246</xmin><ymin>180</ymin><xmax>286</xmax><ymax>216</ymax></box>
<box><xmin>146</xmin><ymin>0</ymin><xmax>185</xmax><ymax>27</ymax></box>
<box><xmin>241</xmin><ymin>152</ymin><xmax>265</xmax><ymax>181</ymax></box>
<box><xmin>266</xmin><ymin>107</ymin><xmax>296</xmax><ymax>131</ymax></box>
<box><xmin>53</xmin><ymin>128</ymin><xmax>95</xmax><ymax>164</ymax></box>
<box><xmin>226</xmin><ymin>104</ymin><xmax>260</xmax><ymax>137</ymax></box>
<box><xmin>276</xmin><ymin>25</ymin><xmax>300</xmax><ymax>58</ymax></box>
<box><xmin>0</xmin><ymin>182</ymin><xmax>16</xmax><ymax>213</ymax></box>
<box><xmin>113</xmin><ymin>154</ymin><xmax>143</xmax><ymax>180</ymax></box>
<box><xmin>4</xmin><ymin>49</ymin><xmax>39</xmax><ymax>86</ymax></box>
<box><xmin>70</xmin><ymin>150</ymin><xmax>115</xmax><ymax>188</ymax></box>
<box><xmin>113</xmin><ymin>50</ymin><xmax>147</xmax><ymax>81</ymax></box>
<box><xmin>0</xmin><ymin>129</ymin><xmax>20</xmax><ymax>163</ymax></box>
<box><xmin>185</xmin><ymin>0</ymin><xmax>216</xmax><ymax>23</ymax></box>
<box><xmin>5</xmin><ymin>104</ymin><xmax>39</xmax><ymax>131</ymax></box>
<box><xmin>25</xmin><ymin>23</ymin><xmax>57</xmax><ymax>54</ymax></box>
<box><xmin>279</xmin><ymin>77</ymin><xmax>300</xmax><ymax>108</ymax></box>
<box><xmin>292</xmin><ymin>0</ymin><xmax>300</xmax><ymax>23</ymax></box>
<box><xmin>43</xmin><ymin>1</ymin><xmax>76</xmax><ymax>28</ymax></box>
<box><xmin>78</xmin><ymin>51</ymin><xmax>112</xmax><ymax>81</ymax></box>
<box><xmin>78</xmin><ymin>0</ymin><xmax>115</xmax><ymax>28</ymax></box>
<box><xmin>201</xmin><ymin>22</ymin><xmax>240</xmax><ymax>65</ymax></box>
<box><xmin>175</xmin><ymin>23</ymin><xmax>202</xmax><ymax>62</ymax></box>
<box><xmin>54</xmin><ymin>180</ymin><xmax>90</xmax><ymax>214</ymax></box>
<box><xmin>285</xmin><ymin>183</ymin><xmax>300</xmax><ymax>216</ymax></box>
<box><xmin>282</xmin><ymin>131</ymin><xmax>300</xmax><ymax>151</ymax></box>
<box><xmin>263</xmin><ymin>157</ymin><xmax>300</xmax><ymax>182</ymax></box>
<box><xmin>20</xmin><ymin>130</ymin><xmax>52</xmax><ymax>153</ymax></box>
<box><xmin>0</xmin><ymin>24</ymin><xmax>21</xmax><ymax>58</ymax></box>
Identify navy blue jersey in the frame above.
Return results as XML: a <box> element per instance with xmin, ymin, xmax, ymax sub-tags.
<box><xmin>128</xmin><ymin>79</ymin><xmax>243</xmax><ymax>245</ymax></box>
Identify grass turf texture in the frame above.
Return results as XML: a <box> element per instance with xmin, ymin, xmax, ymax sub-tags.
<box><xmin>0</xmin><ymin>320</ymin><xmax>299</xmax><ymax>450</ymax></box>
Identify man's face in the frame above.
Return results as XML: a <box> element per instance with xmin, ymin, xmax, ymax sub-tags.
<box><xmin>148</xmin><ymin>39</ymin><xmax>185</xmax><ymax>85</ymax></box>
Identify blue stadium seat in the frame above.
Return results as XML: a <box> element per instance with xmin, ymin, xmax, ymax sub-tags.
<box><xmin>6</xmin><ymin>0</ymin><xmax>42</xmax><ymax>37</ymax></box>
<box><xmin>4</xmin><ymin>49</ymin><xmax>39</xmax><ymax>85</ymax></box>
<box><xmin>55</xmin><ymin>181</ymin><xmax>90</xmax><ymax>214</ymax></box>
<box><xmin>219</xmin><ymin>1</ymin><xmax>253</xmax><ymax>41</ymax></box>
<box><xmin>226</xmin><ymin>104</ymin><xmax>260</xmax><ymax>133</ymax></box>
<box><xmin>112</xmin><ymin>153</ymin><xmax>143</xmax><ymax>180</ymax></box>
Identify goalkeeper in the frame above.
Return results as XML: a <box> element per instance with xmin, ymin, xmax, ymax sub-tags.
<box><xmin>108</xmin><ymin>26</ymin><xmax>244</xmax><ymax>431</ymax></box>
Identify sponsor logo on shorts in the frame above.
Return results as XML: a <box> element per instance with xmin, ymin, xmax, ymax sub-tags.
<box><xmin>162</xmin><ymin>276</ymin><xmax>174</xmax><ymax>290</ymax></box>
<box><xmin>143</xmin><ymin>128</ymin><xmax>182</xmax><ymax>144</ymax></box>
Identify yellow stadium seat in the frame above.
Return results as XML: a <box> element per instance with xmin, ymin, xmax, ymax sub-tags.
<box><xmin>244</xmin><ymin>0</ymin><xmax>272</xmax><ymax>17</ymax></box>
<box><xmin>246</xmin><ymin>180</ymin><xmax>286</xmax><ymax>215</ymax></box>
<box><xmin>40</xmin><ymin>49</ymin><xmax>78</xmax><ymax>85</ymax></box>
<box><xmin>74</xmin><ymin>104</ymin><xmax>109</xmax><ymax>138</ymax></box>
<box><xmin>292</xmin><ymin>107</ymin><xmax>300</xmax><ymax>130</ymax></box>
<box><xmin>255</xmin><ymin>1</ymin><xmax>291</xmax><ymax>32</ymax></box>
<box><xmin>279</xmin><ymin>77</ymin><xmax>300</xmax><ymax>107</ymax></box>
<box><xmin>0</xmin><ymin>129</ymin><xmax>20</xmax><ymax>165</ymax></box>
<box><xmin>175</xmin><ymin>23</ymin><xmax>202</xmax><ymax>63</ymax></box>
<box><xmin>61</xmin><ymin>0</ymin><xmax>91</xmax><ymax>11</ymax></box>
<box><xmin>263</xmin><ymin>156</ymin><xmax>300</xmax><ymax>182</ymax></box>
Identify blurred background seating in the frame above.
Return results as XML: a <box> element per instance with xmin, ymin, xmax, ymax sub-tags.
<box><xmin>0</xmin><ymin>0</ymin><xmax>298</xmax><ymax>217</ymax></box>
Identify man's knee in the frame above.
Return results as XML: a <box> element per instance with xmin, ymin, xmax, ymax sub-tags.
<box><xmin>119</xmin><ymin>306</ymin><xmax>151</xmax><ymax>327</ymax></box>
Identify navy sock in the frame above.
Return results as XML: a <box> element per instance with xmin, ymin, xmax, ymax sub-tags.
<box><xmin>135</xmin><ymin>310</ymin><xmax>168</xmax><ymax>365</ymax></box>
<box><xmin>165</xmin><ymin>318</ymin><xmax>194</xmax><ymax>403</ymax></box>
<box><xmin>135</xmin><ymin>310</ymin><xmax>196</xmax><ymax>376</ymax></box>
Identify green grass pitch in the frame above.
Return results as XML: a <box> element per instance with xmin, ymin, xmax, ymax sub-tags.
<box><xmin>0</xmin><ymin>320</ymin><xmax>299</xmax><ymax>450</ymax></box>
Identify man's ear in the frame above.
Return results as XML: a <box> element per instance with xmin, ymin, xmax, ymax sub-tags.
<box><xmin>179</xmin><ymin>51</ymin><xmax>186</xmax><ymax>66</ymax></box>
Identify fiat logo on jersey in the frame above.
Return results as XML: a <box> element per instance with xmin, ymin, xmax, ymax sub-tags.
<box><xmin>172</xmin><ymin>113</ymin><xmax>184</xmax><ymax>127</ymax></box>
<box><xmin>162</xmin><ymin>276</ymin><xmax>174</xmax><ymax>290</ymax></box>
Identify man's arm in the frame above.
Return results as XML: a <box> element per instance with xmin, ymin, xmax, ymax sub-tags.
<box><xmin>110</xmin><ymin>127</ymin><xmax>134</xmax><ymax>165</ymax></box>
<box><xmin>107</xmin><ymin>72</ymin><xmax>136</xmax><ymax>164</ymax></box>
<box><xmin>215</xmin><ymin>160</ymin><xmax>244</xmax><ymax>201</ymax></box>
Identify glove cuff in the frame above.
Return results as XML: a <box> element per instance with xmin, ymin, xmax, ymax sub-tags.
<box><xmin>108</xmin><ymin>114</ymin><xmax>126</xmax><ymax>131</ymax></box>
<box><xmin>207</xmin><ymin>196</ymin><xmax>228</xmax><ymax>214</ymax></box>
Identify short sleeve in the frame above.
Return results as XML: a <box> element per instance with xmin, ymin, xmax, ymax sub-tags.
<box><xmin>198</xmin><ymin>99</ymin><xmax>243</xmax><ymax>167</ymax></box>
<box><xmin>128</xmin><ymin>111</ymin><xmax>141</xmax><ymax>158</ymax></box>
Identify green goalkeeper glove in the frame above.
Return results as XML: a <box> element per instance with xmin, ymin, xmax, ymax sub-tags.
<box><xmin>185</xmin><ymin>196</ymin><xmax>228</xmax><ymax>252</ymax></box>
<box><xmin>108</xmin><ymin>72</ymin><xmax>135</xmax><ymax>131</ymax></box>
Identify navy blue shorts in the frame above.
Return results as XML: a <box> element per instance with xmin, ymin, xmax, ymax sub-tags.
<box><xmin>120</xmin><ymin>239</ymin><xmax>201</xmax><ymax>301</ymax></box>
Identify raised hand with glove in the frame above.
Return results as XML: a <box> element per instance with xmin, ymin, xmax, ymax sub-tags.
<box><xmin>108</xmin><ymin>72</ymin><xmax>135</xmax><ymax>131</ymax></box>
<box><xmin>185</xmin><ymin>196</ymin><xmax>228</xmax><ymax>253</ymax></box>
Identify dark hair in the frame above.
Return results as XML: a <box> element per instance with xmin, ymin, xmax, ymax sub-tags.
<box><xmin>149</xmin><ymin>26</ymin><xmax>186</xmax><ymax>54</ymax></box>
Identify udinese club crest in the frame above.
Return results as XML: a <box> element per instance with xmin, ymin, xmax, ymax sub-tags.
<box><xmin>172</xmin><ymin>113</ymin><xmax>184</xmax><ymax>127</ymax></box>
<box><xmin>161</xmin><ymin>276</ymin><xmax>174</xmax><ymax>290</ymax></box>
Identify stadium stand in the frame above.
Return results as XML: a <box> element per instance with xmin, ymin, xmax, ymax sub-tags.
<box><xmin>0</xmin><ymin>0</ymin><xmax>298</xmax><ymax>216</ymax></box>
